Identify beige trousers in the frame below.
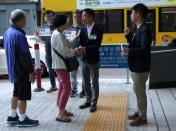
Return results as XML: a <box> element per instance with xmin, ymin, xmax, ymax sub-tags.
<box><xmin>131</xmin><ymin>72</ymin><xmax>149</xmax><ymax>117</ymax></box>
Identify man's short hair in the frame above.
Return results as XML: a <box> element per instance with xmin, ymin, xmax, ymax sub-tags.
<box><xmin>10</xmin><ymin>9</ymin><xmax>26</xmax><ymax>23</ymax></box>
<box><xmin>132</xmin><ymin>3</ymin><xmax>148</xmax><ymax>18</ymax></box>
<box><xmin>44</xmin><ymin>10</ymin><xmax>55</xmax><ymax>16</ymax></box>
<box><xmin>82</xmin><ymin>8</ymin><xmax>94</xmax><ymax>18</ymax></box>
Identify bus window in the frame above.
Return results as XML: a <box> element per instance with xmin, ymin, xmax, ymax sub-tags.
<box><xmin>146</xmin><ymin>10</ymin><xmax>156</xmax><ymax>41</ymax></box>
<box><xmin>127</xmin><ymin>9</ymin><xmax>156</xmax><ymax>41</ymax></box>
<box><xmin>94</xmin><ymin>9</ymin><xmax>124</xmax><ymax>33</ymax></box>
<box><xmin>94</xmin><ymin>10</ymin><xmax>106</xmax><ymax>32</ymax></box>
<box><xmin>107</xmin><ymin>10</ymin><xmax>124</xmax><ymax>33</ymax></box>
<box><xmin>159</xmin><ymin>7</ymin><xmax>176</xmax><ymax>32</ymax></box>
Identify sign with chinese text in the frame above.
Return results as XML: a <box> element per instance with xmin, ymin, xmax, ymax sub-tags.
<box><xmin>77</xmin><ymin>0</ymin><xmax>176</xmax><ymax>9</ymax></box>
<box><xmin>99</xmin><ymin>44</ymin><xmax>128</xmax><ymax>68</ymax></box>
<box><xmin>36</xmin><ymin>27</ymin><xmax>51</xmax><ymax>36</ymax></box>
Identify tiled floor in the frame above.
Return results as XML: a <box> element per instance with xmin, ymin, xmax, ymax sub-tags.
<box><xmin>0</xmin><ymin>69</ymin><xmax>176</xmax><ymax>131</ymax></box>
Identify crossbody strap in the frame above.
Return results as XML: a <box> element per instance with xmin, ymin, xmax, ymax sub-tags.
<box><xmin>52</xmin><ymin>47</ymin><xmax>65</xmax><ymax>61</ymax></box>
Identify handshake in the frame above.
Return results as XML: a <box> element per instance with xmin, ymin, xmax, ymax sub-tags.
<box><xmin>74</xmin><ymin>47</ymin><xmax>86</xmax><ymax>55</ymax></box>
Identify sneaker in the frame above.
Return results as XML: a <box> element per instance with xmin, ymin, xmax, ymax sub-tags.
<box><xmin>70</xmin><ymin>92</ymin><xmax>78</xmax><ymax>97</ymax></box>
<box><xmin>79</xmin><ymin>91</ymin><xmax>85</xmax><ymax>98</ymax></box>
<box><xmin>47</xmin><ymin>87</ymin><xmax>57</xmax><ymax>93</ymax></box>
<box><xmin>17</xmin><ymin>117</ymin><xmax>39</xmax><ymax>127</ymax></box>
<box><xmin>7</xmin><ymin>115</ymin><xmax>19</xmax><ymax>125</ymax></box>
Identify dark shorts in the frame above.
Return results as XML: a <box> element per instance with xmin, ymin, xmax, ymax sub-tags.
<box><xmin>13</xmin><ymin>80</ymin><xmax>31</xmax><ymax>100</ymax></box>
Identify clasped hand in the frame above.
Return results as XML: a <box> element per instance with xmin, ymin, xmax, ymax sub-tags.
<box><xmin>74</xmin><ymin>47</ymin><xmax>86</xmax><ymax>54</ymax></box>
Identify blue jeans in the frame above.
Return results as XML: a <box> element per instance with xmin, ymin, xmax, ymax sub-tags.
<box><xmin>70</xmin><ymin>58</ymin><xmax>84</xmax><ymax>93</ymax></box>
<box><xmin>70</xmin><ymin>69</ymin><xmax>78</xmax><ymax>93</ymax></box>
<box><xmin>45</xmin><ymin>55</ymin><xmax>56</xmax><ymax>88</ymax></box>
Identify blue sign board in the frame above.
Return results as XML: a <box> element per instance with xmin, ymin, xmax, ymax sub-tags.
<box><xmin>99</xmin><ymin>44</ymin><xmax>128</xmax><ymax>68</ymax></box>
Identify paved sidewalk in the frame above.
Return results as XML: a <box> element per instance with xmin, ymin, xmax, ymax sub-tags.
<box><xmin>0</xmin><ymin>78</ymin><xmax>132</xmax><ymax>131</ymax></box>
<box><xmin>1</xmin><ymin>69</ymin><xmax>176</xmax><ymax>131</ymax></box>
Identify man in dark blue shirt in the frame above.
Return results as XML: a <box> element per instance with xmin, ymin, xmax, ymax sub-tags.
<box><xmin>4</xmin><ymin>9</ymin><xmax>39</xmax><ymax>127</ymax></box>
<box><xmin>40</xmin><ymin>10</ymin><xmax>57</xmax><ymax>93</ymax></box>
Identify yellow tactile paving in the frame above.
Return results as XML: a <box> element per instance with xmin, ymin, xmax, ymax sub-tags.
<box><xmin>83</xmin><ymin>92</ymin><xmax>128</xmax><ymax>131</ymax></box>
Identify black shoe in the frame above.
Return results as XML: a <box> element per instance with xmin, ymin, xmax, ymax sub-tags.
<box><xmin>7</xmin><ymin>115</ymin><xmax>19</xmax><ymax>125</ymax></box>
<box><xmin>90</xmin><ymin>104</ymin><xmax>97</xmax><ymax>112</ymax></box>
<box><xmin>17</xmin><ymin>117</ymin><xmax>39</xmax><ymax>127</ymax></box>
<box><xmin>79</xmin><ymin>91</ymin><xmax>85</xmax><ymax>98</ymax></box>
<box><xmin>79</xmin><ymin>102</ymin><xmax>91</xmax><ymax>109</ymax></box>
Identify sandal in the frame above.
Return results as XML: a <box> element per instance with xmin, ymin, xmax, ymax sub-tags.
<box><xmin>56</xmin><ymin>115</ymin><xmax>71</xmax><ymax>122</ymax></box>
<box><xmin>64</xmin><ymin>110</ymin><xmax>74</xmax><ymax>116</ymax></box>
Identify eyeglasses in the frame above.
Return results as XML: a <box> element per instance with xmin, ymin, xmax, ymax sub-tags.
<box><xmin>45</xmin><ymin>14</ymin><xmax>53</xmax><ymax>17</ymax></box>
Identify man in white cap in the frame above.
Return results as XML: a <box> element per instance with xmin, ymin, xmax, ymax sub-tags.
<box><xmin>3</xmin><ymin>9</ymin><xmax>39</xmax><ymax>127</ymax></box>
